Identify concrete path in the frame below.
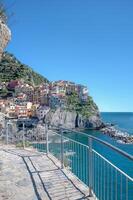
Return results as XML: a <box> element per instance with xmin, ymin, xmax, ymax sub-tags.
<box><xmin>0</xmin><ymin>145</ymin><xmax>91</xmax><ymax>200</ymax></box>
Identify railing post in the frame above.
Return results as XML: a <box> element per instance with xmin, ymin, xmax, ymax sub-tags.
<box><xmin>88</xmin><ymin>137</ymin><xmax>93</xmax><ymax>197</ymax></box>
<box><xmin>6</xmin><ymin>122</ymin><xmax>9</xmax><ymax>146</ymax></box>
<box><xmin>22</xmin><ymin>122</ymin><xmax>25</xmax><ymax>149</ymax></box>
<box><xmin>60</xmin><ymin>127</ymin><xmax>64</xmax><ymax>169</ymax></box>
<box><xmin>46</xmin><ymin>124</ymin><xmax>49</xmax><ymax>155</ymax></box>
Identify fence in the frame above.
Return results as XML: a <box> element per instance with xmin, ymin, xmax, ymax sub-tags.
<box><xmin>2</xmin><ymin>121</ymin><xmax>133</xmax><ymax>200</ymax></box>
<box><xmin>47</xmin><ymin>127</ymin><xmax>133</xmax><ymax>200</ymax></box>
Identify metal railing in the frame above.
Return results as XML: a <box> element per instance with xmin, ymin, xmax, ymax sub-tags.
<box><xmin>47</xmin><ymin>126</ymin><xmax>133</xmax><ymax>200</ymax></box>
<box><xmin>2</xmin><ymin>122</ymin><xmax>133</xmax><ymax>200</ymax></box>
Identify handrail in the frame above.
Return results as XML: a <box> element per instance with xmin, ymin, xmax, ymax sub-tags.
<box><xmin>93</xmin><ymin>149</ymin><xmax>133</xmax><ymax>181</ymax></box>
<box><xmin>50</xmin><ymin>125</ymin><xmax>133</xmax><ymax>161</ymax></box>
<box><xmin>4</xmin><ymin>122</ymin><xmax>132</xmax><ymax>199</ymax></box>
<box><xmin>51</xmin><ymin>130</ymin><xmax>89</xmax><ymax>149</ymax></box>
<box><xmin>49</xmin><ymin>125</ymin><xmax>133</xmax><ymax>199</ymax></box>
<box><xmin>50</xmin><ymin>130</ymin><xmax>133</xmax><ymax>181</ymax></box>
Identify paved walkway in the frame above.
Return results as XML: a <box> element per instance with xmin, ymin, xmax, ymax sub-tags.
<box><xmin>0</xmin><ymin>145</ymin><xmax>91</xmax><ymax>200</ymax></box>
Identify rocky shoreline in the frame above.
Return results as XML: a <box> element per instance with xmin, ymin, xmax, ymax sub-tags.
<box><xmin>1</xmin><ymin>111</ymin><xmax>133</xmax><ymax>144</ymax></box>
<box><xmin>100</xmin><ymin>125</ymin><xmax>133</xmax><ymax>144</ymax></box>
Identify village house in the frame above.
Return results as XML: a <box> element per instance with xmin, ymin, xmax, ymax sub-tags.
<box><xmin>30</xmin><ymin>104</ymin><xmax>39</xmax><ymax>118</ymax></box>
<box><xmin>15</xmin><ymin>83</ymin><xmax>34</xmax><ymax>102</ymax></box>
<box><xmin>40</xmin><ymin>94</ymin><xmax>49</xmax><ymax>106</ymax></box>
<box><xmin>15</xmin><ymin>93</ymin><xmax>27</xmax><ymax>105</ymax></box>
<box><xmin>66</xmin><ymin>82</ymin><xmax>76</xmax><ymax>95</ymax></box>
<box><xmin>75</xmin><ymin>84</ymin><xmax>88</xmax><ymax>102</ymax></box>
<box><xmin>39</xmin><ymin>83</ymin><xmax>50</xmax><ymax>95</ymax></box>
<box><xmin>36</xmin><ymin>84</ymin><xmax>50</xmax><ymax>105</ymax></box>
<box><xmin>33</xmin><ymin>88</ymin><xmax>41</xmax><ymax>104</ymax></box>
<box><xmin>49</xmin><ymin>95</ymin><xmax>61</xmax><ymax>109</ymax></box>
<box><xmin>26</xmin><ymin>102</ymin><xmax>33</xmax><ymax>117</ymax></box>
<box><xmin>79</xmin><ymin>85</ymin><xmax>88</xmax><ymax>102</ymax></box>
<box><xmin>15</xmin><ymin>105</ymin><xmax>28</xmax><ymax>118</ymax></box>
<box><xmin>49</xmin><ymin>94</ymin><xmax>66</xmax><ymax>109</ymax></box>
<box><xmin>51</xmin><ymin>81</ymin><xmax>67</xmax><ymax>96</ymax></box>
<box><xmin>8</xmin><ymin>103</ymin><xmax>16</xmax><ymax>117</ymax></box>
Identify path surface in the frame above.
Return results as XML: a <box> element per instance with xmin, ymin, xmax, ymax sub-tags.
<box><xmin>0</xmin><ymin>145</ymin><xmax>91</xmax><ymax>200</ymax></box>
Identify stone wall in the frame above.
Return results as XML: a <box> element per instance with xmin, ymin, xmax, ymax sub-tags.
<box><xmin>0</xmin><ymin>20</ymin><xmax>11</xmax><ymax>60</ymax></box>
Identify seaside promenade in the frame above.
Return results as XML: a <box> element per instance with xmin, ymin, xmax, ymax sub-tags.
<box><xmin>0</xmin><ymin>144</ymin><xmax>91</xmax><ymax>200</ymax></box>
<box><xmin>0</xmin><ymin>126</ymin><xmax>133</xmax><ymax>200</ymax></box>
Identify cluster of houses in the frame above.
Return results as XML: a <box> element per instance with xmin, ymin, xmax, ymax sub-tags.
<box><xmin>0</xmin><ymin>80</ymin><xmax>88</xmax><ymax>119</ymax></box>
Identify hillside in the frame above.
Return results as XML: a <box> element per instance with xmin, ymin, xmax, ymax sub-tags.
<box><xmin>0</xmin><ymin>52</ymin><xmax>102</xmax><ymax>129</ymax></box>
<box><xmin>66</xmin><ymin>92</ymin><xmax>99</xmax><ymax>117</ymax></box>
<box><xmin>0</xmin><ymin>52</ymin><xmax>49</xmax><ymax>85</ymax></box>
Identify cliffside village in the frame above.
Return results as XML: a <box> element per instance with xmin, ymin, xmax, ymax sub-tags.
<box><xmin>0</xmin><ymin>80</ymin><xmax>88</xmax><ymax>120</ymax></box>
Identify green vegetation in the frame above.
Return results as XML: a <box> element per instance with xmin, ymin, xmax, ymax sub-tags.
<box><xmin>66</xmin><ymin>92</ymin><xmax>99</xmax><ymax>118</ymax></box>
<box><xmin>0</xmin><ymin>87</ymin><xmax>8</xmax><ymax>96</ymax></box>
<box><xmin>0</xmin><ymin>52</ymin><xmax>49</xmax><ymax>85</ymax></box>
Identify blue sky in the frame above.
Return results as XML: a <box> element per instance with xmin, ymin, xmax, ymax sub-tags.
<box><xmin>5</xmin><ymin>0</ymin><xmax>133</xmax><ymax>112</ymax></box>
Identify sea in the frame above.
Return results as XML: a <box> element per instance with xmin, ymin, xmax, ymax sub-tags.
<box><xmin>68</xmin><ymin>112</ymin><xmax>133</xmax><ymax>154</ymax></box>
<box><xmin>101</xmin><ymin>112</ymin><xmax>133</xmax><ymax>135</ymax></box>
<box><xmin>35</xmin><ymin>112</ymin><xmax>133</xmax><ymax>200</ymax></box>
<box><xmin>65</xmin><ymin>112</ymin><xmax>133</xmax><ymax>200</ymax></box>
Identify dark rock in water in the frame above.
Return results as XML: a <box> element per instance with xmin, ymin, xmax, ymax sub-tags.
<box><xmin>105</xmin><ymin>123</ymin><xmax>115</xmax><ymax>127</ymax></box>
<box><xmin>96</xmin><ymin>122</ymin><xmax>106</xmax><ymax>130</ymax></box>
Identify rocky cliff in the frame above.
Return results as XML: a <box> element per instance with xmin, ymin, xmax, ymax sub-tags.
<box><xmin>44</xmin><ymin>92</ymin><xmax>103</xmax><ymax>129</ymax></box>
<box><xmin>45</xmin><ymin>107</ymin><xmax>102</xmax><ymax>129</ymax></box>
<box><xmin>0</xmin><ymin>20</ymin><xmax>11</xmax><ymax>60</ymax></box>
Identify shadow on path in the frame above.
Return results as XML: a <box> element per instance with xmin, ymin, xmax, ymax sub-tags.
<box><xmin>3</xmin><ymin>149</ymin><xmax>90</xmax><ymax>200</ymax></box>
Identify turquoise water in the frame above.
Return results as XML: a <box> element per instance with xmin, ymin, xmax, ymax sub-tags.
<box><xmin>64</xmin><ymin>112</ymin><xmax>133</xmax><ymax>200</ymax></box>
<box><xmin>101</xmin><ymin>112</ymin><xmax>133</xmax><ymax>135</ymax></box>
<box><xmin>35</xmin><ymin>112</ymin><xmax>133</xmax><ymax>200</ymax></box>
<box><xmin>47</xmin><ymin>129</ymin><xmax>133</xmax><ymax>200</ymax></box>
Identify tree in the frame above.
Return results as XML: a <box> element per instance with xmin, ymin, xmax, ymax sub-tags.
<box><xmin>67</xmin><ymin>92</ymin><xmax>81</xmax><ymax>111</ymax></box>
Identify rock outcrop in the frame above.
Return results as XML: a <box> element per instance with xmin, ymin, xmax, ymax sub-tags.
<box><xmin>100</xmin><ymin>126</ymin><xmax>133</xmax><ymax>144</ymax></box>
<box><xmin>45</xmin><ymin>108</ymin><xmax>103</xmax><ymax>129</ymax></box>
<box><xmin>0</xmin><ymin>20</ymin><xmax>11</xmax><ymax>60</ymax></box>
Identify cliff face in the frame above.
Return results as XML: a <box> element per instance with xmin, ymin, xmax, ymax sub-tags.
<box><xmin>45</xmin><ymin>93</ymin><xmax>102</xmax><ymax>129</ymax></box>
<box><xmin>0</xmin><ymin>20</ymin><xmax>11</xmax><ymax>60</ymax></box>
<box><xmin>45</xmin><ymin>108</ymin><xmax>102</xmax><ymax>129</ymax></box>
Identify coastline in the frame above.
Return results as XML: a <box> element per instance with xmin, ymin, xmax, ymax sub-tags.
<box><xmin>73</xmin><ymin>124</ymin><xmax>133</xmax><ymax>144</ymax></box>
<box><xmin>100</xmin><ymin>125</ymin><xmax>133</xmax><ymax>144</ymax></box>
